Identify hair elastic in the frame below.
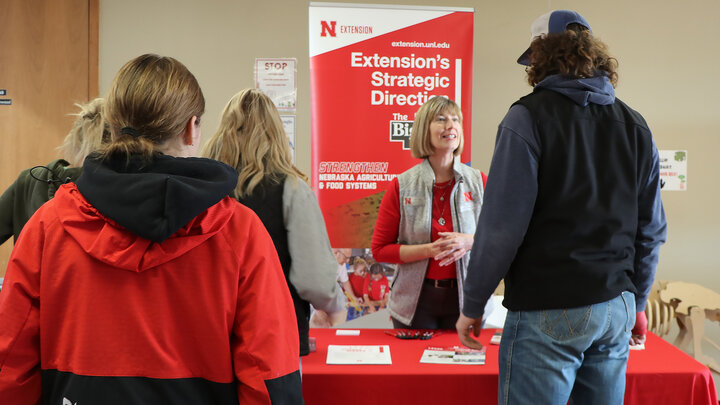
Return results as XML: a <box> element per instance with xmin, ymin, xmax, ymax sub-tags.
<box><xmin>29</xmin><ymin>166</ymin><xmax>71</xmax><ymax>185</ymax></box>
<box><xmin>120</xmin><ymin>126</ymin><xmax>140</xmax><ymax>138</ymax></box>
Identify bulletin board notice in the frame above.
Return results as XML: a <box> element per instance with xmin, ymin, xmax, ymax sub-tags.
<box><xmin>659</xmin><ymin>150</ymin><xmax>687</xmax><ymax>191</ymax></box>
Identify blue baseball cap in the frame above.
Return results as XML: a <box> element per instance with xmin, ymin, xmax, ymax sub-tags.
<box><xmin>517</xmin><ymin>10</ymin><xmax>592</xmax><ymax>66</ymax></box>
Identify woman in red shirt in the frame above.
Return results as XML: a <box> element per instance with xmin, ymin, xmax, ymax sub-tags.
<box><xmin>371</xmin><ymin>97</ymin><xmax>487</xmax><ymax>329</ymax></box>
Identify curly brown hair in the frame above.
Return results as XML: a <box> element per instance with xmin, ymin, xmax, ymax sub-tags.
<box><xmin>525</xmin><ymin>24</ymin><xmax>618</xmax><ymax>87</ymax></box>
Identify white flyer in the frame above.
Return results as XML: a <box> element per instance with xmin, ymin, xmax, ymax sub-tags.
<box><xmin>255</xmin><ymin>58</ymin><xmax>297</xmax><ymax>111</ymax></box>
<box><xmin>659</xmin><ymin>150</ymin><xmax>687</xmax><ymax>191</ymax></box>
<box><xmin>280</xmin><ymin>115</ymin><xmax>296</xmax><ymax>163</ymax></box>
<box><xmin>326</xmin><ymin>345</ymin><xmax>392</xmax><ymax>365</ymax></box>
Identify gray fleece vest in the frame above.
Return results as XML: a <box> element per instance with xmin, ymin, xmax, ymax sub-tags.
<box><xmin>388</xmin><ymin>159</ymin><xmax>484</xmax><ymax>325</ymax></box>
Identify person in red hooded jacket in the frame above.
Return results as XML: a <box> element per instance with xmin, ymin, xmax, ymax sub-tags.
<box><xmin>0</xmin><ymin>54</ymin><xmax>303</xmax><ymax>404</ymax></box>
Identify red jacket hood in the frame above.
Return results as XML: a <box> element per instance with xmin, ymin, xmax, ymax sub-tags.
<box><xmin>53</xmin><ymin>184</ymin><xmax>236</xmax><ymax>272</ymax></box>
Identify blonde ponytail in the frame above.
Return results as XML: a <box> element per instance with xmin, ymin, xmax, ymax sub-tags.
<box><xmin>59</xmin><ymin>98</ymin><xmax>109</xmax><ymax>166</ymax></box>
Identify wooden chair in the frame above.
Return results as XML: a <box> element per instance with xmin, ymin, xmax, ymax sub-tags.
<box><xmin>658</xmin><ymin>281</ymin><xmax>720</xmax><ymax>372</ymax></box>
<box><xmin>644</xmin><ymin>280</ymin><xmax>675</xmax><ymax>337</ymax></box>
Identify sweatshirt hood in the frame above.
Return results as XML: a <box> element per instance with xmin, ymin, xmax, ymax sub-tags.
<box><xmin>75</xmin><ymin>153</ymin><xmax>237</xmax><ymax>244</ymax></box>
<box><xmin>535</xmin><ymin>74</ymin><xmax>615</xmax><ymax>106</ymax></box>
<box><xmin>54</xmin><ymin>185</ymin><xmax>239</xmax><ymax>272</ymax></box>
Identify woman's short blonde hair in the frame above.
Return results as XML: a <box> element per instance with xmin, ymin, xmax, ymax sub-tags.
<box><xmin>202</xmin><ymin>88</ymin><xmax>306</xmax><ymax>197</ymax></box>
<box><xmin>409</xmin><ymin>97</ymin><xmax>464</xmax><ymax>159</ymax></box>
<box><xmin>99</xmin><ymin>54</ymin><xmax>205</xmax><ymax>162</ymax></box>
<box><xmin>59</xmin><ymin>98</ymin><xmax>110</xmax><ymax>166</ymax></box>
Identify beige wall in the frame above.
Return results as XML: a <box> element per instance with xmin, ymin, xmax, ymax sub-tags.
<box><xmin>100</xmin><ymin>0</ymin><xmax>720</xmax><ymax>369</ymax></box>
<box><xmin>101</xmin><ymin>0</ymin><xmax>720</xmax><ymax>289</ymax></box>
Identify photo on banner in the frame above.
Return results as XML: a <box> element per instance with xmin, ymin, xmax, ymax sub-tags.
<box><xmin>309</xmin><ymin>3</ymin><xmax>474</xmax><ymax>322</ymax></box>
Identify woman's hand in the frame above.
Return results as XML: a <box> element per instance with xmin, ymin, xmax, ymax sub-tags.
<box><xmin>399</xmin><ymin>233</ymin><xmax>473</xmax><ymax>264</ymax></box>
<box><xmin>433</xmin><ymin>232</ymin><xmax>474</xmax><ymax>266</ymax></box>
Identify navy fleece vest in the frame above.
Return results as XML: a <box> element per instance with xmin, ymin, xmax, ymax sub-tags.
<box><xmin>504</xmin><ymin>88</ymin><xmax>654</xmax><ymax>311</ymax></box>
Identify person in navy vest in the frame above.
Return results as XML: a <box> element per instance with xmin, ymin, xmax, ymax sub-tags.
<box><xmin>456</xmin><ymin>10</ymin><xmax>667</xmax><ymax>404</ymax></box>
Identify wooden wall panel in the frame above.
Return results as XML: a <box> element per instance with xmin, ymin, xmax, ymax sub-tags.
<box><xmin>0</xmin><ymin>0</ymin><xmax>98</xmax><ymax>276</ymax></box>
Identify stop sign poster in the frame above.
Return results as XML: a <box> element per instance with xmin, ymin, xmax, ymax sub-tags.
<box><xmin>309</xmin><ymin>3</ymin><xmax>474</xmax><ymax>248</ymax></box>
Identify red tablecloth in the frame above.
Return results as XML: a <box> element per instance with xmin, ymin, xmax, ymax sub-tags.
<box><xmin>302</xmin><ymin>328</ymin><xmax>717</xmax><ymax>405</ymax></box>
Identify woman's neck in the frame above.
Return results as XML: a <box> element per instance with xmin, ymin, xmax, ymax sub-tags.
<box><xmin>157</xmin><ymin>137</ymin><xmax>196</xmax><ymax>158</ymax></box>
<box><xmin>428</xmin><ymin>153</ymin><xmax>454</xmax><ymax>183</ymax></box>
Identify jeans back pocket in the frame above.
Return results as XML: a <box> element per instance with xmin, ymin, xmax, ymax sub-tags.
<box><xmin>541</xmin><ymin>306</ymin><xmax>593</xmax><ymax>341</ymax></box>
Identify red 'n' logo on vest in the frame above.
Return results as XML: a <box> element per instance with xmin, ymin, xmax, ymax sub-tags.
<box><xmin>464</xmin><ymin>192</ymin><xmax>473</xmax><ymax>202</ymax></box>
<box><xmin>404</xmin><ymin>197</ymin><xmax>412</xmax><ymax>205</ymax></box>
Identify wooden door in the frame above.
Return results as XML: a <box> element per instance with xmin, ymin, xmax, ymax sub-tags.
<box><xmin>0</xmin><ymin>0</ymin><xmax>98</xmax><ymax>276</ymax></box>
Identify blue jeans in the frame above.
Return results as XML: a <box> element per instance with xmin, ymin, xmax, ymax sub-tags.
<box><xmin>498</xmin><ymin>292</ymin><xmax>635</xmax><ymax>405</ymax></box>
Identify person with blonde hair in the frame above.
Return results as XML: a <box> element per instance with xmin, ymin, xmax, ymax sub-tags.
<box><xmin>203</xmin><ymin>88</ymin><xmax>346</xmax><ymax>359</ymax></box>
<box><xmin>347</xmin><ymin>257</ymin><xmax>369</xmax><ymax>303</ymax></box>
<box><xmin>59</xmin><ymin>98</ymin><xmax>110</xmax><ymax>167</ymax></box>
<box><xmin>0</xmin><ymin>54</ymin><xmax>303</xmax><ymax>404</ymax></box>
<box><xmin>371</xmin><ymin>96</ymin><xmax>493</xmax><ymax>329</ymax></box>
<box><xmin>0</xmin><ymin>98</ymin><xmax>108</xmax><ymax>245</ymax></box>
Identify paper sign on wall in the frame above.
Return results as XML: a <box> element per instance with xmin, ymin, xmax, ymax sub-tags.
<box><xmin>255</xmin><ymin>58</ymin><xmax>297</xmax><ymax>111</ymax></box>
<box><xmin>659</xmin><ymin>150</ymin><xmax>687</xmax><ymax>191</ymax></box>
<box><xmin>281</xmin><ymin>115</ymin><xmax>296</xmax><ymax>163</ymax></box>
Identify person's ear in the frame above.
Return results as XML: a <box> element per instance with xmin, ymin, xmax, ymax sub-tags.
<box><xmin>183</xmin><ymin>116</ymin><xmax>201</xmax><ymax>146</ymax></box>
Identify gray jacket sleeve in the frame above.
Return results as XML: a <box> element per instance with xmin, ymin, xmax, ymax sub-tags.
<box><xmin>283</xmin><ymin>178</ymin><xmax>345</xmax><ymax>314</ymax></box>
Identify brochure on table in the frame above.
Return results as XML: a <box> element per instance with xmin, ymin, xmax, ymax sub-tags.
<box><xmin>420</xmin><ymin>346</ymin><xmax>486</xmax><ymax>365</ymax></box>
<box><xmin>326</xmin><ymin>345</ymin><xmax>392</xmax><ymax>364</ymax></box>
